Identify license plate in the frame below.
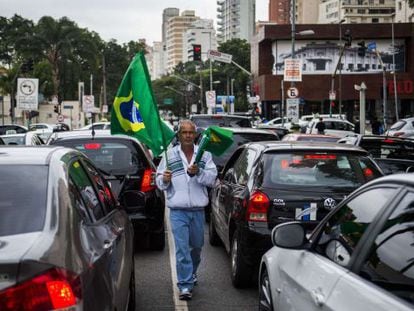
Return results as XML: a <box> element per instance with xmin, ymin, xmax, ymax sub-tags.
<box><xmin>295</xmin><ymin>203</ymin><xmax>317</xmax><ymax>221</ymax></box>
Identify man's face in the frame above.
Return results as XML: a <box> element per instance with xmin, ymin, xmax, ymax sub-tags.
<box><xmin>178</xmin><ymin>123</ymin><xmax>196</xmax><ymax>147</ymax></box>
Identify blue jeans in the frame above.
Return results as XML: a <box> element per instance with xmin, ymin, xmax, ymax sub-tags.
<box><xmin>169</xmin><ymin>209</ymin><xmax>205</xmax><ymax>291</ymax></box>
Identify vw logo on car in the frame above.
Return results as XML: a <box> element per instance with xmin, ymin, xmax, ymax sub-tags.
<box><xmin>324</xmin><ymin>198</ymin><xmax>337</xmax><ymax>210</ymax></box>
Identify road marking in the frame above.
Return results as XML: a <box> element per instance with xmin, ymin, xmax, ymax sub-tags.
<box><xmin>166</xmin><ymin>208</ymin><xmax>189</xmax><ymax>311</ymax></box>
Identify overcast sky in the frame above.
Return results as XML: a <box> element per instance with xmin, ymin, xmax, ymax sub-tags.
<box><xmin>1</xmin><ymin>0</ymin><xmax>268</xmax><ymax>45</ymax></box>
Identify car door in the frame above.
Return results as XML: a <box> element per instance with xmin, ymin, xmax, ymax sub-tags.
<box><xmin>325</xmin><ymin>188</ymin><xmax>414</xmax><ymax>311</ymax></box>
<box><xmin>275</xmin><ymin>186</ymin><xmax>398</xmax><ymax>311</ymax></box>
<box><xmin>69</xmin><ymin>159</ymin><xmax>131</xmax><ymax>310</ymax></box>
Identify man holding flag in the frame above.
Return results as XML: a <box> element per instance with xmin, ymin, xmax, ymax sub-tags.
<box><xmin>156</xmin><ymin>120</ymin><xmax>217</xmax><ymax>301</ymax></box>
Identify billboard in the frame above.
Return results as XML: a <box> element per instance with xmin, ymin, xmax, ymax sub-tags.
<box><xmin>272</xmin><ymin>39</ymin><xmax>405</xmax><ymax>75</ymax></box>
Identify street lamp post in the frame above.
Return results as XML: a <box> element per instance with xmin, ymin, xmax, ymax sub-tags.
<box><xmin>290</xmin><ymin>0</ymin><xmax>296</xmax><ymax>88</ymax></box>
<box><xmin>164</xmin><ymin>86</ymin><xmax>187</xmax><ymax>117</ymax></box>
<box><xmin>391</xmin><ymin>14</ymin><xmax>398</xmax><ymax>121</ymax></box>
<box><xmin>338</xmin><ymin>19</ymin><xmax>346</xmax><ymax>116</ymax></box>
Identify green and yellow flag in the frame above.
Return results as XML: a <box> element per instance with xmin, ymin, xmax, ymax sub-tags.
<box><xmin>111</xmin><ymin>52</ymin><xmax>174</xmax><ymax>157</ymax></box>
<box><xmin>195</xmin><ymin>126</ymin><xmax>234</xmax><ymax>163</ymax></box>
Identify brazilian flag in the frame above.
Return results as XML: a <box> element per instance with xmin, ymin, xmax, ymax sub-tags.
<box><xmin>194</xmin><ymin>126</ymin><xmax>233</xmax><ymax>164</ymax></box>
<box><xmin>111</xmin><ymin>52</ymin><xmax>174</xmax><ymax>157</ymax></box>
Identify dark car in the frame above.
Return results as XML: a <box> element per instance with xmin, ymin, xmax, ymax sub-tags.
<box><xmin>0</xmin><ymin>146</ymin><xmax>135</xmax><ymax>310</ymax></box>
<box><xmin>338</xmin><ymin>134</ymin><xmax>414</xmax><ymax>174</ymax></box>
<box><xmin>47</xmin><ymin>130</ymin><xmax>166</xmax><ymax>250</ymax></box>
<box><xmin>259</xmin><ymin>173</ymin><xmax>414</xmax><ymax>311</ymax></box>
<box><xmin>0</xmin><ymin>124</ymin><xmax>27</xmax><ymax>135</ymax></box>
<box><xmin>209</xmin><ymin>141</ymin><xmax>383</xmax><ymax>287</ymax></box>
<box><xmin>190</xmin><ymin>114</ymin><xmax>252</xmax><ymax>130</ymax></box>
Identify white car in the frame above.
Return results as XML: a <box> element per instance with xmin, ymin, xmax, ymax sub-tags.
<box><xmin>265</xmin><ymin>117</ymin><xmax>294</xmax><ymax>130</ymax></box>
<box><xmin>77</xmin><ymin>122</ymin><xmax>110</xmax><ymax>130</ymax></box>
<box><xmin>259</xmin><ymin>174</ymin><xmax>414</xmax><ymax>311</ymax></box>
<box><xmin>386</xmin><ymin>117</ymin><xmax>414</xmax><ymax>138</ymax></box>
<box><xmin>306</xmin><ymin>118</ymin><xmax>355</xmax><ymax>137</ymax></box>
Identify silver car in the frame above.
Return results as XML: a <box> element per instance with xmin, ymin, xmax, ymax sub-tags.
<box><xmin>386</xmin><ymin>117</ymin><xmax>414</xmax><ymax>138</ymax></box>
<box><xmin>259</xmin><ymin>174</ymin><xmax>414</xmax><ymax>311</ymax></box>
<box><xmin>0</xmin><ymin>147</ymin><xmax>135</xmax><ymax>310</ymax></box>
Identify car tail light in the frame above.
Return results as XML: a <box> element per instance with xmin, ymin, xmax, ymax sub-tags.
<box><xmin>83</xmin><ymin>143</ymin><xmax>102</xmax><ymax>150</ymax></box>
<box><xmin>141</xmin><ymin>168</ymin><xmax>156</xmax><ymax>192</ymax></box>
<box><xmin>363</xmin><ymin>167</ymin><xmax>374</xmax><ymax>178</ymax></box>
<box><xmin>246</xmin><ymin>190</ymin><xmax>270</xmax><ymax>222</ymax></box>
<box><xmin>392</xmin><ymin>132</ymin><xmax>405</xmax><ymax>137</ymax></box>
<box><xmin>304</xmin><ymin>154</ymin><xmax>337</xmax><ymax>160</ymax></box>
<box><xmin>383</xmin><ymin>139</ymin><xmax>396</xmax><ymax>143</ymax></box>
<box><xmin>0</xmin><ymin>268</ymin><xmax>81</xmax><ymax>310</ymax></box>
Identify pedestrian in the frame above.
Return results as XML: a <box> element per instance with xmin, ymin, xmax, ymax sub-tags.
<box><xmin>156</xmin><ymin>120</ymin><xmax>217</xmax><ymax>301</ymax></box>
<box><xmin>371</xmin><ymin>117</ymin><xmax>382</xmax><ymax>135</ymax></box>
<box><xmin>315</xmin><ymin>117</ymin><xmax>326</xmax><ymax>134</ymax></box>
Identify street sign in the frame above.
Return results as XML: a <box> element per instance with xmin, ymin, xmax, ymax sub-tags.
<box><xmin>57</xmin><ymin>114</ymin><xmax>64</xmax><ymax>122</ymax></box>
<box><xmin>286</xmin><ymin>99</ymin><xmax>300</xmax><ymax>123</ymax></box>
<box><xmin>287</xmin><ymin>87</ymin><xmax>299</xmax><ymax>98</ymax></box>
<box><xmin>367</xmin><ymin>41</ymin><xmax>376</xmax><ymax>52</ymax></box>
<box><xmin>329</xmin><ymin>90</ymin><xmax>336</xmax><ymax>100</ymax></box>
<box><xmin>163</xmin><ymin>98</ymin><xmax>174</xmax><ymax>105</ymax></box>
<box><xmin>102</xmin><ymin>105</ymin><xmax>108</xmax><ymax>113</ymax></box>
<box><xmin>17</xmin><ymin>78</ymin><xmax>39</xmax><ymax>110</ymax></box>
<box><xmin>205</xmin><ymin>90</ymin><xmax>216</xmax><ymax>108</ymax></box>
<box><xmin>283</xmin><ymin>59</ymin><xmax>302</xmax><ymax>82</ymax></box>
<box><xmin>82</xmin><ymin>95</ymin><xmax>94</xmax><ymax>113</ymax></box>
<box><xmin>207</xmin><ymin>50</ymin><xmax>232</xmax><ymax>64</ymax></box>
<box><xmin>63</xmin><ymin>104</ymin><xmax>73</xmax><ymax>109</ymax></box>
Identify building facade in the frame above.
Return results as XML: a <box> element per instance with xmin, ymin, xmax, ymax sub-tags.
<box><xmin>395</xmin><ymin>0</ymin><xmax>414</xmax><ymax>22</ymax></box>
<box><xmin>182</xmin><ymin>19</ymin><xmax>217</xmax><ymax>63</ymax></box>
<box><xmin>217</xmin><ymin>0</ymin><xmax>255</xmax><ymax>43</ymax></box>
<box><xmin>253</xmin><ymin>23</ymin><xmax>414</xmax><ymax>124</ymax></box>
<box><xmin>165</xmin><ymin>10</ymin><xmax>199</xmax><ymax>72</ymax></box>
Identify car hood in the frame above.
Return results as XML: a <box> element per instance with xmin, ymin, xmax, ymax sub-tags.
<box><xmin>0</xmin><ymin>232</ymin><xmax>42</xmax><ymax>290</ymax></box>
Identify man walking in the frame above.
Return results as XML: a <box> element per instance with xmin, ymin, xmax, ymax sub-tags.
<box><xmin>315</xmin><ymin>117</ymin><xmax>326</xmax><ymax>134</ymax></box>
<box><xmin>156</xmin><ymin>120</ymin><xmax>217</xmax><ymax>300</ymax></box>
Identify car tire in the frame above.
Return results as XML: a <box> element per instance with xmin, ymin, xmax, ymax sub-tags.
<box><xmin>258</xmin><ymin>268</ymin><xmax>274</xmax><ymax>311</ymax></box>
<box><xmin>209</xmin><ymin>213</ymin><xmax>221</xmax><ymax>246</ymax></box>
<box><xmin>149</xmin><ymin>230</ymin><xmax>165</xmax><ymax>251</ymax></box>
<box><xmin>231</xmin><ymin>231</ymin><xmax>252</xmax><ymax>288</ymax></box>
<box><xmin>127</xmin><ymin>260</ymin><xmax>136</xmax><ymax>311</ymax></box>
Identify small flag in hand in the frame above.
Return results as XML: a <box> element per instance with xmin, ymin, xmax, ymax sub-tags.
<box><xmin>195</xmin><ymin>126</ymin><xmax>233</xmax><ymax>164</ymax></box>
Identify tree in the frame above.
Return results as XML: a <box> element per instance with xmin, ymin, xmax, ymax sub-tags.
<box><xmin>408</xmin><ymin>0</ymin><xmax>414</xmax><ymax>8</ymax></box>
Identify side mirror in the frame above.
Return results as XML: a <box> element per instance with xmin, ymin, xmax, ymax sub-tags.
<box><xmin>271</xmin><ymin>222</ymin><xmax>307</xmax><ymax>249</ymax></box>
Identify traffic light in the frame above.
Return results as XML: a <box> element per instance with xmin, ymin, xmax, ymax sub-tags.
<box><xmin>357</xmin><ymin>41</ymin><xmax>366</xmax><ymax>57</ymax></box>
<box><xmin>54</xmin><ymin>105</ymin><xmax>59</xmax><ymax>114</ymax></box>
<box><xmin>343</xmin><ymin>29</ymin><xmax>352</xmax><ymax>47</ymax></box>
<box><xmin>193</xmin><ymin>44</ymin><xmax>202</xmax><ymax>61</ymax></box>
<box><xmin>20</xmin><ymin>59</ymin><xmax>34</xmax><ymax>73</ymax></box>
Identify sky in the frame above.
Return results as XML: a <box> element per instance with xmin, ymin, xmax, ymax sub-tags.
<box><xmin>1</xmin><ymin>0</ymin><xmax>268</xmax><ymax>45</ymax></box>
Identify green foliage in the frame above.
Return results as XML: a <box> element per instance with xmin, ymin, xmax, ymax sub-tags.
<box><xmin>409</xmin><ymin>0</ymin><xmax>414</xmax><ymax>8</ymax></box>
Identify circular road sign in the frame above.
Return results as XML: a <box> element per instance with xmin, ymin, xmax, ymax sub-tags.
<box><xmin>57</xmin><ymin>114</ymin><xmax>64</xmax><ymax>122</ymax></box>
<box><xmin>287</xmin><ymin>87</ymin><xmax>299</xmax><ymax>99</ymax></box>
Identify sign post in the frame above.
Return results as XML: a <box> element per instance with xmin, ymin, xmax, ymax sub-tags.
<box><xmin>17</xmin><ymin>78</ymin><xmax>39</xmax><ymax>111</ymax></box>
<box><xmin>205</xmin><ymin>90</ymin><xmax>216</xmax><ymax>114</ymax></box>
<box><xmin>283</xmin><ymin>59</ymin><xmax>302</xmax><ymax>82</ymax></box>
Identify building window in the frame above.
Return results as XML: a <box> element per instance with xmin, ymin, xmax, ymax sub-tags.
<box><xmin>372</xmin><ymin>18</ymin><xmax>379</xmax><ymax>22</ymax></box>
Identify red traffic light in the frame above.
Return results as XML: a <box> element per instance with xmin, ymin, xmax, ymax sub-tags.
<box><xmin>193</xmin><ymin>44</ymin><xmax>202</xmax><ymax>61</ymax></box>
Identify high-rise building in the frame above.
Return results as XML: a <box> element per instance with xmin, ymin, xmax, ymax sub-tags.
<box><xmin>268</xmin><ymin>0</ymin><xmax>318</xmax><ymax>24</ymax></box>
<box><xmin>269</xmin><ymin>0</ymin><xmax>290</xmax><ymax>24</ymax></box>
<box><xmin>151</xmin><ymin>41</ymin><xmax>164</xmax><ymax>80</ymax></box>
<box><xmin>182</xmin><ymin>19</ymin><xmax>217</xmax><ymax>63</ymax></box>
<box><xmin>395</xmin><ymin>0</ymin><xmax>414</xmax><ymax>22</ymax></box>
<box><xmin>161</xmin><ymin>8</ymin><xmax>180</xmax><ymax>76</ymax></box>
<box><xmin>166</xmin><ymin>10</ymin><xmax>199</xmax><ymax>72</ymax></box>
<box><xmin>319</xmin><ymin>0</ymin><xmax>395</xmax><ymax>24</ymax></box>
<box><xmin>217</xmin><ymin>0</ymin><xmax>255</xmax><ymax>43</ymax></box>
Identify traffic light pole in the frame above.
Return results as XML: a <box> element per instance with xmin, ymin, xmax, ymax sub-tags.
<box><xmin>330</xmin><ymin>45</ymin><xmax>346</xmax><ymax>117</ymax></box>
<box><xmin>375</xmin><ymin>50</ymin><xmax>387</xmax><ymax>129</ymax></box>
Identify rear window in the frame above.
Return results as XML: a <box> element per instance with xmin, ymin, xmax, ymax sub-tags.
<box><xmin>1</xmin><ymin>136</ymin><xmax>25</xmax><ymax>145</ymax></box>
<box><xmin>0</xmin><ymin>165</ymin><xmax>48</xmax><ymax>235</ymax></box>
<box><xmin>389</xmin><ymin>120</ymin><xmax>406</xmax><ymax>131</ymax></box>
<box><xmin>360</xmin><ymin>139</ymin><xmax>414</xmax><ymax>160</ymax></box>
<box><xmin>191</xmin><ymin>116</ymin><xmax>251</xmax><ymax>128</ymax></box>
<box><xmin>212</xmin><ymin>132</ymin><xmax>278</xmax><ymax>167</ymax></box>
<box><xmin>262</xmin><ymin>152</ymin><xmax>381</xmax><ymax>188</ymax></box>
<box><xmin>297</xmin><ymin>136</ymin><xmax>339</xmax><ymax>143</ymax></box>
<box><xmin>54</xmin><ymin>140</ymin><xmax>146</xmax><ymax>175</ymax></box>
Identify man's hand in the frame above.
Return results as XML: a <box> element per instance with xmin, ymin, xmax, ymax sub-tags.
<box><xmin>163</xmin><ymin>169</ymin><xmax>172</xmax><ymax>183</ymax></box>
<box><xmin>187</xmin><ymin>164</ymin><xmax>199</xmax><ymax>177</ymax></box>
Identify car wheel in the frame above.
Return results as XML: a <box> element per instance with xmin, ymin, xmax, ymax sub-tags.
<box><xmin>209</xmin><ymin>213</ymin><xmax>221</xmax><ymax>246</ymax></box>
<box><xmin>259</xmin><ymin>268</ymin><xmax>274</xmax><ymax>311</ymax></box>
<box><xmin>231</xmin><ymin>231</ymin><xmax>252</xmax><ymax>288</ymax></box>
<box><xmin>149</xmin><ymin>230</ymin><xmax>165</xmax><ymax>251</ymax></box>
<box><xmin>127</xmin><ymin>259</ymin><xmax>136</xmax><ymax>311</ymax></box>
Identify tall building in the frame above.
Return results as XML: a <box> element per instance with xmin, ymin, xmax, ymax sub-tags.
<box><xmin>395</xmin><ymin>0</ymin><xmax>414</xmax><ymax>22</ymax></box>
<box><xmin>269</xmin><ymin>0</ymin><xmax>290</xmax><ymax>24</ymax></box>
<box><xmin>217</xmin><ymin>0</ymin><xmax>255</xmax><ymax>43</ymax></box>
<box><xmin>151</xmin><ymin>41</ymin><xmax>164</xmax><ymax>80</ymax></box>
<box><xmin>166</xmin><ymin>10</ymin><xmax>199</xmax><ymax>72</ymax></box>
<box><xmin>161</xmin><ymin>8</ymin><xmax>180</xmax><ymax>76</ymax></box>
<box><xmin>182</xmin><ymin>19</ymin><xmax>217</xmax><ymax>63</ymax></box>
<box><xmin>319</xmin><ymin>0</ymin><xmax>395</xmax><ymax>24</ymax></box>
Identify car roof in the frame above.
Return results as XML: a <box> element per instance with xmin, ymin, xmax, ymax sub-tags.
<box><xmin>363</xmin><ymin>173</ymin><xmax>414</xmax><ymax>188</ymax></box>
<box><xmin>190</xmin><ymin>114</ymin><xmax>251</xmax><ymax>119</ymax></box>
<box><xmin>0</xmin><ymin>146</ymin><xmax>66</xmax><ymax>165</ymax></box>
<box><xmin>219</xmin><ymin>127</ymin><xmax>278</xmax><ymax>135</ymax></box>
<box><xmin>48</xmin><ymin>129</ymin><xmax>130</xmax><ymax>141</ymax></box>
<box><xmin>245</xmin><ymin>141</ymin><xmax>368</xmax><ymax>153</ymax></box>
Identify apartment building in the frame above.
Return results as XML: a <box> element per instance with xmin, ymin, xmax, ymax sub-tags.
<box><xmin>217</xmin><ymin>0</ymin><xmax>255</xmax><ymax>43</ymax></box>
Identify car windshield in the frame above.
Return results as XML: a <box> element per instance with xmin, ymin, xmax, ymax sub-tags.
<box><xmin>55</xmin><ymin>140</ymin><xmax>145</xmax><ymax>175</ymax></box>
<box><xmin>212</xmin><ymin>132</ymin><xmax>278</xmax><ymax>168</ymax></box>
<box><xmin>192</xmin><ymin>116</ymin><xmax>251</xmax><ymax>128</ymax></box>
<box><xmin>389</xmin><ymin>120</ymin><xmax>406</xmax><ymax>131</ymax></box>
<box><xmin>262</xmin><ymin>152</ymin><xmax>381</xmax><ymax>188</ymax></box>
<box><xmin>0</xmin><ymin>165</ymin><xmax>48</xmax><ymax>236</ymax></box>
<box><xmin>360</xmin><ymin>138</ymin><xmax>414</xmax><ymax>159</ymax></box>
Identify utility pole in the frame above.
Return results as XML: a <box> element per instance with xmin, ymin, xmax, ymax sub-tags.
<box><xmin>102</xmin><ymin>54</ymin><xmax>107</xmax><ymax>119</ymax></box>
<box><xmin>355</xmin><ymin>82</ymin><xmax>367</xmax><ymax>135</ymax></box>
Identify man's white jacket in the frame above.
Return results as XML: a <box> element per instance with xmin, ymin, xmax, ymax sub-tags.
<box><xmin>156</xmin><ymin>144</ymin><xmax>217</xmax><ymax>211</ymax></box>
